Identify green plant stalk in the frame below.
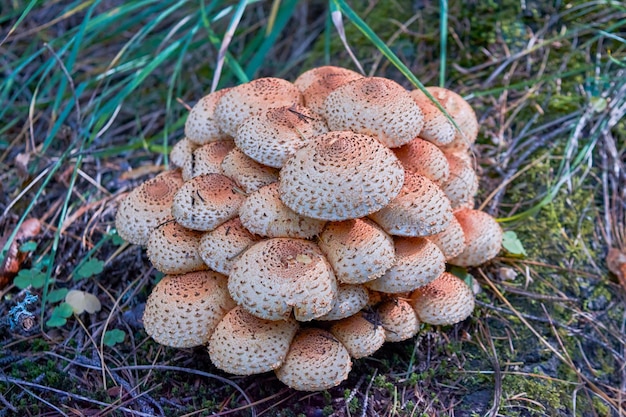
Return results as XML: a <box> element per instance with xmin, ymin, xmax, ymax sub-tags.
<box><xmin>439</xmin><ymin>0</ymin><xmax>448</xmax><ymax>87</ymax></box>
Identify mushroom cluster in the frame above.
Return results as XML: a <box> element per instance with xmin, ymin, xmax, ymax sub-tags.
<box><xmin>115</xmin><ymin>66</ymin><xmax>503</xmax><ymax>391</ymax></box>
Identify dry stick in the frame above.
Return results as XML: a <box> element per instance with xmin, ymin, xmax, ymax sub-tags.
<box><xmin>475</xmin><ymin>320</ymin><xmax>502</xmax><ymax>417</ymax></box>
<box><xmin>360</xmin><ymin>369</ymin><xmax>377</xmax><ymax>417</ymax></box>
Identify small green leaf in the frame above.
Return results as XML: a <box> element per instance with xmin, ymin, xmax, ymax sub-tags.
<box><xmin>19</xmin><ymin>241</ymin><xmax>38</xmax><ymax>252</ymax></box>
<box><xmin>14</xmin><ymin>268</ymin><xmax>47</xmax><ymax>289</ymax></box>
<box><xmin>110</xmin><ymin>231</ymin><xmax>125</xmax><ymax>246</ymax></box>
<box><xmin>46</xmin><ymin>302</ymin><xmax>74</xmax><ymax>328</ymax></box>
<box><xmin>75</xmin><ymin>258</ymin><xmax>104</xmax><ymax>280</ymax></box>
<box><xmin>45</xmin><ymin>316</ymin><xmax>67</xmax><ymax>328</ymax></box>
<box><xmin>502</xmin><ymin>231</ymin><xmax>528</xmax><ymax>257</ymax></box>
<box><xmin>449</xmin><ymin>265</ymin><xmax>473</xmax><ymax>286</ymax></box>
<box><xmin>47</xmin><ymin>288</ymin><xmax>69</xmax><ymax>303</ymax></box>
<box><xmin>103</xmin><ymin>329</ymin><xmax>126</xmax><ymax>347</ymax></box>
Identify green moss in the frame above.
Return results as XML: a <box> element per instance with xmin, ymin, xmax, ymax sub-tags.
<box><xmin>500</xmin><ymin>374</ymin><xmax>568</xmax><ymax>415</ymax></box>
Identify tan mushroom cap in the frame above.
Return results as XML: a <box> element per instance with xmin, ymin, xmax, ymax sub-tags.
<box><xmin>393</xmin><ymin>137</ymin><xmax>450</xmax><ymax>186</ymax></box>
<box><xmin>409</xmin><ymin>89</ymin><xmax>455</xmax><ymax>146</ymax></box>
<box><xmin>182</xmin><ymin>140</ymin><xmax>235</xmax><ymax>181</ymax></box>
<box><xmin>221</xmin><ymin>148</ymin><xmax>279</xmax><ymax>194</ymax></box>
<box><xmin>198</xmin><ymin>217</ymin><xmax>262</xmax><ymax>276</ymax></box>
<box><xmin>329</xmin><ymin>313</ymin><xmax>386</xmax><ymax>359</ymax></box>
<box><xmin>228</xmin><ymin>238</ymin><xmax>337</xmax><ymax>321</ymax></box>
<box><xmin>142</xmin><ymin>270</ymin><xmax>236</xmax><ymax>348</ymax></box>
<box><xmin>369</xmin><ymin>172</ymin><xmax>453</xmax><ymax>237</ymax></box>
<box><xmin>275</xmin><ymin>328</ymin><xmax>352</xmax><ymax>391</ymax></box>
<box><xmin>317</xmin><ymin>218</ymin><xmax>395</xmax><ymax>284</ymax></box>
<box><xmin>410</xmin><ymin>272</ymin><xmax>475</xmax><ymax>325</ymax></box>
<box><xmin>376</xmin><ymin>298</ymin><xmax>420</xmax><ymax>342</ymax></box>
<box><xmin>115</xmin><ymin>169</ymin><xmax>184</xmax><ymax>246</ymax></box>
<box><xmin>208</xmin><ymin>306</ymin><xmax>299</xmax><ymax>376</ymax></box>
<box><xmin>235</xmin><ymin>105</ymin><xmax>329</xmax><ymax>168</ymax></box>
<box><xmin>323</xmin><ymin>77</ymin><xmax>424</xmax><ymax>148</ymax></box>
<box><xmin>171</xmin><ymin>173</ymin><xmax>245</xmax><ymax>231</ymax></box>
<box><xmin>214</xmin><ymin>77</ymin><xmax>303</xmax><ymax>137</ymax></box>
<box><xmin>317</xmin><ymin>284</ymin><xmax>369</xmax><ymax>321</ymax></box>
<box><xmin>239</xmin><ymin>182</ymin><xmax>326</xmax><ymax>239</ymax></box>
<box><xmin>184</xmin><ymin>88</ymin><xmax>231</xmax><ymax>144</ymax></box>
<box><xmin>427</xmin><ymin>212</ymin><xmax>467</xmax><ymax>260</ymax></box>
<box><xmin>448</xmin><ymin>208</ymin><xmax>503</xmax><ymax>267</ymax></box>
<box><xmin>146</xmin><ymin>220</ymin><xmax>208</xmax><ymax>275</ymax></box>
<box><xmin>279</xmin><ymin>131</ymin><xmax>405</xmax><ymax>221</ymax></box>
<box><xmin>366</xmin><ymin>237</ymin><xmax>445</xmax><ymax>293</ymax></box>
<box><xmin>170</xmin><ymin>138</ymin><xmax>199</xmax><ymax>169</ymax></box>
<box><xmin>297</xmin><ymin>67</ymin><xmax>364</xmax><ymax>115</ymax></box>
<box><xmin>441</xmin><ymin>153</ymin><xmax>478</xmax><ymax>209</ymax></box>
<box><xmin>294</xmin><ymin>65</ymin><xmax>361</xmax><ymax>92</ymax></box>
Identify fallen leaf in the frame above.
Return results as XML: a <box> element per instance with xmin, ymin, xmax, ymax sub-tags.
<box><xmin>0</xmin><ymin>218</ymin><xmax>42</xmax><ymax>289</ymax></box>
<box><xmin>65</xmin><ymin>290</ymin><xmax>102</xmax><ymax>314</ymax></box>
<box><xmin>607</xmin><ymin>247</ymin><xmax>626</xmax><ymax>292</ymax></box>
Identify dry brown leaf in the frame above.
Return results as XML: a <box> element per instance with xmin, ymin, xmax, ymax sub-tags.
<box><xmin>0</xmin><ymin>218</ymin><xmax>42</xmax><ymax>289</ymax></box>
<box><xmin>606</xmin><ymin>247</ymin><xmax>626</xmax><ymax>291</ymax></box>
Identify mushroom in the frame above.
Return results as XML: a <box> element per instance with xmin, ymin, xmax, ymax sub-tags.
<box><xmin>410</xmin><ymin>272</ymin><xmax>475</xmax><ymax>325</ymax></box>
<box><xmin>171</xmin><ymin>173</ymin><xmax>245</xmax><ymax>231</ymax></box>
<box><xmin>316</xmin><ymin>284</ymin><xmax>370</xmax><ymax>321</ymax></box>
<box><xmin>427</xmin><ymin>211</ymin><xmax>467</xmax><ymax>260</ymax></box>
<box><xmin>181</xmin><ymin>140</ymin><xmax>235</xmax><ymax>181</ymax></box>
<box><xmin>393</xmin><ymin>137</ymin><xmax>450</xmax><ymax>186</ymax></box>
<box><xmin>279</xmin><ymin>131</ymin><xmax>405</xmax><ymax>221</ymax></box>
<box><xmin>146</xmin><ymin>220</ymin><xmax>208</xmax><ymax>275</ymax></box>
<box><xmin>228</xmin><ymin>238</ymin><xmax>337</xmax><ymax>321</ymax></box>
<box><xmin>317</xmin><ymin>218</ymin><xmax>395</xmax><ymax>284</ymax></box>
<box><xmin>208</xmin><ymin>306</ymin><xmax>299</xmax><ymax>375</ymax></box>
<box><xmin>294</xmin><ymin>66</ymin><xmax>364</xmax><ymax>116</ymax></box>
<box><xmin>376</xmin><ymin>298</ymin><xmax>420</xmax><ymax>342</ymax></box>
<box><xmin>185</xmin><ymin>88</ymin><xmax>232</xmax><ymax>144</ymax></box>
<box><xmin>235</xmin><ymin>105</ymin><xmax>329</xmax><ymax>168</ymax></box>
<box><xmin>115</xmin><ymin>169</ymin><xmax>183</xmax><ymax>246</ymax></box>
<box><xmin>142</xmin><ymin>270</ymin><xmax>236</xmax><ymax>348</ymax></box>
<box><xmin>275</xmin><ymin>328</ymin><xmax>352</xmax><ymax>391</ymax></box>
<box><xmin>448</xmin><ymin>208</ymin><xmax>503</xmax><ymax>267</ymax></box>
<box><xmin>440</xmin><ymin>153</ymin><xmax>478</xmax><ymax>209</ymax></box>
<box><xmin>323</xmin><ymin>77</ymin><xmax>424</xmax><ymax>148</ymax></box>
<box><xmin>221</xmin><ymin>148</ymin><xmax>280</xmax><ymax>194</ymax></box>
<box><xmin>329</xmin><ymin>312</ymin><xmax>386</xmax><ymax>359</ymax></box>
<box><xmin>170</xmin><ymin>138</ymin><xmax>199</xmax><ymax>169</ymax></box>
<box><xmin>239</xmin><ymin>182</ymin><xmax>326</xmax><ymax>239</ymax></box>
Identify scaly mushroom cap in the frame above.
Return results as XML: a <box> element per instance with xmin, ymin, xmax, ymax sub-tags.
<box><xmin>393</xmin><ymin>137</ymin><xmax>450</xmax><ymax>186</ymax></box>
<box><xmin>279</xmin><ymin>131</ymin><xmax>405</xmax><ymax>221</ymax></box>
<box><xmin>427</xmin><ymin>212</ymin><xmax>467</xmax><ymax>260</ymax></box>
<box><xmin>228</xmin><ymin>238</ymin><xmax>337</xmax><ymax>321</ymax></box>
<box><xmin>323</xmin><ymin>77</ymin><xmax>424</xmax><ymax>148</ymax></box>
<box><xmin>412</xmin><ymin>87</ymin><xmax>478</xmax><ymax>151</ymax></box>
<box><xmin>142</xmin><ymin>270</ymin><xmax>236</xmax><ymax>347</ymax></box>
<box><xmin>296</xmin><ymin>66</ymin><xmax>364</xmax><ymax>115</ymax></box>
<box><xmin>182</xmin><ymin>140</ymin><xmax>235</xmax><ymax>181</ymax></box>
<box><xmin>221</xmin><ymin>148</ymin><xmax>280</xmax><ymax>194</ymax></box>
<box><xmin>146</xmin><ymin>220</ymin><xmax>208</xmax><ymax>275</ymax></box>
<box><xmin>409</xmin><ymin>89</ymin><xmax>455</xmax><ymax>146</ymax></box>
<box><xmin>317</xmin><ymin>218</ymin><xmax>395</xmax><ymax>284</ymax></box>
<box><xmin>448</xmin><ymin>208</ymin><xmax>503</xmax><ymax>266</ymax></box>
<box><xmin>329</xmin><ymin>313</ymin><xmax>386</xmax><ymax>359</ymax></box>
<box><xmin>410</xmin><ymin>272</ymin><xmax>475</xmax><ymax>325</ymax></box>
<box><xmin>441</xmin><ymin>153</ymin><xmax>478</xmax><ymax>209</ymax></box>
<box><xmin>198</xmin><ymin>217</ymin><xmax>262</xmax><ymax>276</ymax></box>
<box><xmin>317</xmin><ymin>284</ymin><xmax>370</xmax><ymax>321</ymax></box>
<box><xmin>115</xmin><ymin>169</ymin><xmax>184</xmax><ymax>246</ymax></box>
<box><xmin>214</xmin><ymin>77</ymin><xmax>303</xmax><ymax>137</ymax></box>
<box><xmin>235</xmin><ymin>105</ymin><xmax>329</xmax><ymax>168</ymax></box>
<box><xmin>171</xmin><ymin>173</ymin><xmax>245</xmax><ymax>231</ymax></box>
<box><xmin>275</xmin><ymin>328</ymin><xmax>352</xmax><ymax>391</ymax></box>
<box><xmin>185</xmin><ymin>88</ymin><xmax>232</xmax><ymax>144</ymax></box>
<box><xmin>376</xmin><ymin>298</ymin><xmax>420</xmax><ymax>342</ymax></box>
<box><xmin>366</xmin><ymin>237</ymin><xmax>445</xmax><ymax>293</ymax></box>
<box><xmin>208</xmin><ymin>306</ymin><xmax>299</xmax><ymax>375</ymax></box>
<box><xmin>369</xmin><ymin>172</ymin><xmax>453</xmax><ymax>237</ymax></box>
<box><xmin>170</xmin><ymin>138</ymin><xmax>199</xmax><ymax>169</ymax></box>
<box><xmin>239</xmin><ymin>182</ymin><xmax>326</xmax><ymax>239</ymax></box>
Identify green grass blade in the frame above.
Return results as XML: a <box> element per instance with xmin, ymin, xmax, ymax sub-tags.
<box><xmin>439</xmin><ymin>0</ymin><xmax>448</xmax><ymax>87</ymax></box>
<box><xmin>0</xmin><ymin>0</ymin><xmax>40</xmax><ymax>47</ymax></box>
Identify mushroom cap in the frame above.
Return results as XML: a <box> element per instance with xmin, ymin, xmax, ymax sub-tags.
<box><xmin>366</xmin><ymin>237</ymin><xmax>446</xmax><ymax>293</ymax></box>
<box><xmin>427</xmin><ymin>211</ymin><xmax>467</xmax><ymax>260</ymax></box>
<box><xmin>228</xmin><ymin>238</ymin><xmax>337</xmax><ymax>321</ymax></box>
<box><xmin>171</xmin><ymin>173</ymin><xmax>246</xmax><ymax>231</ymax></box>
<box><xmin>221</xmin><ymin>148</ymin><xmax>280</xmax><ymax>194</ymax></box>
<box><xmin>369</xmin><ymin>172</ymin><xmax>453</xmax><ymax>237</ymax></box>
<box><xmin>409</xmin><ymin>89</ymin><xmax>455</xmax><ymax>146</ymax></box>
<box><xmin>410</xmin><ymin>272</ymin><xmax>475</xmax><ymax>325</ymax></box>
<box><xmin>448</xmin><ymin>208</ymin><xmax>503</xmax><ymax>267</ymax></box>
<box><xmin>170</xmin><ymin>138</ymin><xmax>199</xmax><ymax>169</ymax></box>
<box><xmin>239</xmin><ymin>182</ymin><xmax>326</xmax><ymax>239</ymax></box>
<box><xmin>115</xmin><ymin>169</ymin><xmax>184</xmax><ymax>246</ymax></box>
<box><xmin>198</xmin><ymin>217</ymin><xmax>262</xmax><ymax>276</ymax></box>
<box><xmin>275</xmin><ymin>328</ymin><xmax>352</xmax><ymax>391</ymax></box>
<box><xmin>294</xmin><ymin>65</ymin><xmax>362</xmax><ymax>92</ymax></box>
<box><xmin>329</xmin><ymin>313</ymin><xmax>386</xmax><ymax>359</ymax></box>
<box><xmin>323</xmin><ymin>77</ymin><xmax>424</xmax><ymax>148</ymax></box>
<box><xmin>214</xmin><ymin>77</ymin><xmax>303</xmax><ymax>137</ymax></box>
<box><xmin>317</xmin><ymin>218</ymin><xmax>395</xmax><ymax>284</ymax></box>
<box><xmin>393</xmin><ymin>137</ymin><xmax>450</xmax><ymax>186</ymax></box>
<box><xmin>182</xmin><ymin>140</ymin><xmax>235</xmax><ymax>181</ymax></box>
<box><xmin>279</xmin><ymin>131</ymin><xmax>405</xmax><ymax>221</ymax></box>
<box><xmin>316</xmin><ymin>284</ymin><xmax>370</xmax><ymax>321</ymax></box>
<box><xmin>142</xmin><ymin>270</ymin><xmax>236</xmax><ymax>347</ymax></box>
<box><xmin>208</xmin><ymin>306</ymin><xmax>299</xmax><ymax>375</ymax></box>
<box><xmin>296</xmin><ymin>66</ymin><xmax>364</xmax><ymax>115</ymax></box>
<box><xmin>185</xmin><ymin>88</ymin><xmax>232</xmax><ymax>144</ymax></box>
<box><xmin>146</xmin><ymin>220</ymin><xmax>208</xmax><ymax>275</ymax></box>
<box><xmin>235</xmin><ymin>105</ymin><xmax>329</xmax><ymax>168</ymax></box>
<box><xmin>441</xmin><ymin>153</ymin><xmax>478</xmax><ymax>209</ymax></box>
<box><xmin>376</xmin><ymin>298</ymin><xmax>420</xmax><ymax>342</ymax></box>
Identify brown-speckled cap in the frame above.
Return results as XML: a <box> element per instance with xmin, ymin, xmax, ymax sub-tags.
<box><xmin>146</xmin><ymin>220</ymin><xmax>208</xmax><ymax>275</ymax></box>
<box><xmin>170</xmin><ymin>138</ymin><xmax>199</xmax><ymax>169</ymax></box>
<box><xmin>441</xmin><ymin>153</ymin><xmax>478</xmax><ymax>209</ymax></box>
<box><xmin>184</xmin><ymin>88</ymin><xmax>232</xmax><ymax>144</ymax></box>
<box><xmin>376</xmin><ymin>298</ymin><xmax>420</xmax><ymax>342</ymax></box>
<box><xmin>182</xmin><ymin>140</ymin><xmax>235</xmax><ymax>181</ymax></box>
<box><xmin>448</xmin><ymin>208</ymin><xmax>502</xmax><ymax>267</ymax></box>
<box><xmin>295</xmin><ymin>66</ymin><xmax>364</xmax><ymax>115</ymax></box>
<box><xmin>221</xmin><ymin>148</ymin><xmax>279</xmax><ymax>194</ymax></box>
<box><xmin>393</xmin><ymin>137</ymin><xmax>450</xmax><ymax>186</ymax></box>
<box><xmin>427</xmin><ymin>211</ymin><xmax>467</xmax><ymax>260</ymax></box>
<box><xmin>329</xmin><ymin>313</ymin><xmax>386</xmax><ymax>359</ymax></box>
<box><xmin>316</xmin><ymin>284</ymin><xmax>369</xmax><ymax>321</ymax></box>
<box><xmin>410</xmin><ymin>272</ymin><xmax>475</xmax><ymax>325</ymax></box>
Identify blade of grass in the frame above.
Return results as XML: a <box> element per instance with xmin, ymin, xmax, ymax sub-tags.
<box><xmin>439</xmin><ymin>0</ymin><xmax>448</xmax><ymax>87</ymax></box>
<box><xmin>211</xmin><ymin>0</ymin><xmax>248</xmax><ymax>92</ymax></box>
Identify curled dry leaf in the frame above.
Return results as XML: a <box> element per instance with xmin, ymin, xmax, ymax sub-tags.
<box><xmin>0</xmin><ymin>218</ymin><xmax>42</xmax><ymax>289</ymax></box>
<box><xmin>607</xmin><ymin>247</ymin><xmax>626</xmax><ymax>292</ymax></box>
